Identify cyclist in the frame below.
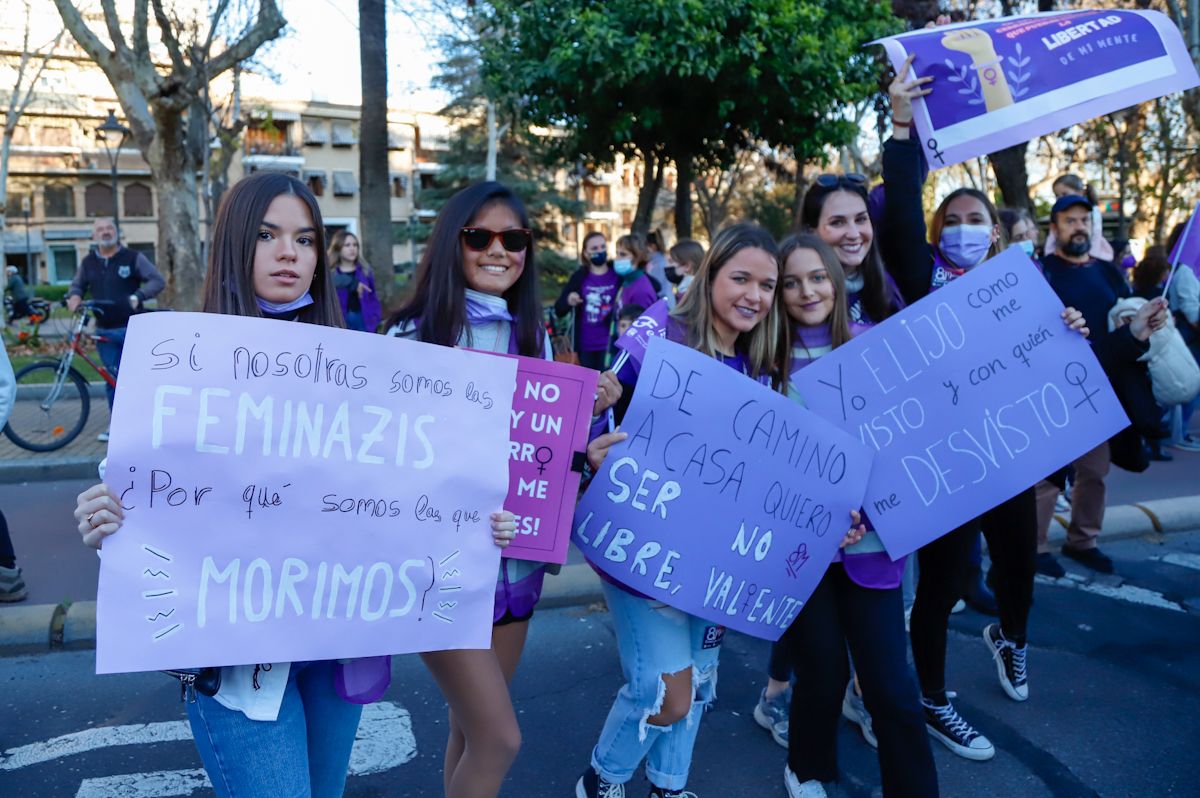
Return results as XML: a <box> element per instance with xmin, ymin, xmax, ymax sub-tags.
<box><xmin>5</xmin><ymin>265</ymin><xmax>32</xmax><ymax>322</ymax></box>
<box><xmin>65</xmin><ymin>217</ymin><xmax>165</xmax><ymax>440</ymax></box>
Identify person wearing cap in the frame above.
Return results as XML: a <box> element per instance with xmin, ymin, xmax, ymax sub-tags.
<box><xmin>1034</xmin><ymin>195</ymin><xmax>1170</xmax><ymax>577</ymax></box>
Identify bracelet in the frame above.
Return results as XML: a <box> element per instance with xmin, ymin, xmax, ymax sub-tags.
<box><xmin>893</xmin><ymin>118</ymin><xmax>913</xmax><ymax>128</ymax></box>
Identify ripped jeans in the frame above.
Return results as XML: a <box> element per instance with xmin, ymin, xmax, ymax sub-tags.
<box><xmin>592</xmin><ymin>581</ymin><xmax>721</xmax><ymax>791</ymax></box>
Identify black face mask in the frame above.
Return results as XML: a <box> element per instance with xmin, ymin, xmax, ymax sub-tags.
<box><xmin>664</xmin><ymin>266</ymin><xmax>684</xmax><ymax>285</ymax></box>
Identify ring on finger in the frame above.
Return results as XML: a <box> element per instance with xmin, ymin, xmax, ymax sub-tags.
<box><xmin>87</xmin><ymin>512</ymin><xmax>97</xmax><ymax>527</ymax></box>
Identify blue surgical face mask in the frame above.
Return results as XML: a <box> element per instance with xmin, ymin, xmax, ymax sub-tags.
<box><xmin>940</xmin><ymin>224</ymin><xmax>994</xmax><ymax>269</ymax></box>
<box><xmin>1012</xmin><ymin>239</ymin><xmax>1035</xmax><ymax>258</ymax></box>
<box><xmin>589</xmin><ymin>251</ymin><xmax>607</xmax><ymax>266</ymax></box>
<box><xmin>613</xmin><ymin>258</ymin><xmax>635</xmax><ymax>276</ymax></box>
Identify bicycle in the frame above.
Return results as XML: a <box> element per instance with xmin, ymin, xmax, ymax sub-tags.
<box><xmin>3</xmin><ymin>300</ymin><xmax>116</xmax><ymax>452</ymax></box>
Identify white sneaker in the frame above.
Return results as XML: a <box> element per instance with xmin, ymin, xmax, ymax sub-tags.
<box><xmin>1054</xmin><ymin>492</ymin><xmax>1071</xmax><ymax>513</ymax></box>
<box><xmin>783</xmin><ymin>766</ymin><xmax>827</xmax><ymax>798</ymax></box>
<box><xmin>921</xmin><ymin>698</ymin><xmax>995</xmax><ymax>761</ymax></box>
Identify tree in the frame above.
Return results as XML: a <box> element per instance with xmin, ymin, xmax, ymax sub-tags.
<box><xmin>51</xmin><ymin>0</ymin><xmax>285</xmax><ymax>310</ymax></box>
<box><xmin>478</xmin><ymin>0</ymin><xmax>896</xmax><ymax>239</ymax></box>
<box><xmin>358</xmin><ymin>0</ymin><xmax>396</xmax><ymax>308</ymax></box>
<box><xmin>0</xmin><ymin>3</ymin><xmax>63</xmax><ymax>322</ymax></box>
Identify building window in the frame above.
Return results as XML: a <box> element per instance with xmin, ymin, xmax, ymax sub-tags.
<box><xmin>40</xmin><ymin>127</ymin><xmax>71</xmax><ymax>147</ymax></box>
<box><xmin>302</xmin><ymin>119</ymin><xmax>329</xmax><ymax>146</ymax></box>
<box><xmin>11</xmin><ymin>125</ymin><xmax>30</xmax><ymax>146</ymax></box>
<box><xmin>331</xmin><ymin>121</ymin><xmax>357</xmax><ymax>148</ymax></box>
<box><xmin>124</xmin><ymin>183</ymin><xmax>153</xmax><ymax>217</ymax></box>
<box><xmin>584</xmin><ymin>183</ymin><xmax>610</xmax><ymax>207</ymax></box>
<box><xmin>245</xmin><ymin>120</ymin><xmax>293</xmax><ymax>156</ymax></box>
<box><xmin>303</xmin><ymin>170</ymin><xmax>327</xmax><ymax>197</ymax></box>
<box><xmin>44</xmin><ymin>184</ymin><xmax>75</xmax><ymax>217</ymax></box>
<box><xmin>390</xmin><ymin>173</ymin><xmax>408</xmax><ymax>198</ymax></box>
<box><xmin>7</xmin><ymin>190</ymin><xmax>32</xmax><ymax>216</ymax></box>
<box><xmin>387</xmin><ymin>125</ymin><xmax>412</xmax><ymax>150</ymax></box>
<box><xmin>621</xmin><ymin>209</ymin><xmax>632</xmax><ymax>228</ymax></box>
<box><xmin>332</xmin><ymin>171</ymin><xmax>358</xmax><ymax>197</ymax></box>
<box><xmin>85</xmin><ymin>183</ymin><xmax>115</xmax><ymax>217</ymax></box>
<box><xmin>49</xmin><ymin>245</ymin><xmax>78</xmax><ymax>284</ymax></box>
<box><xmin>129</xmin><ymin>242</ymin><xmax>156</xmax><ymax>264</ymax></box>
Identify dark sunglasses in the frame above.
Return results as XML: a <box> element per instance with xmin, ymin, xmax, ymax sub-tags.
<box><xmin>814</xmin><ymin>173</ymin><xmax>867</xmax><ymax>188</ymax></box>
<box><xmin>460</xmin><ymin>227</ymin><xmax>532</xmax><ymax>252</ymax></box>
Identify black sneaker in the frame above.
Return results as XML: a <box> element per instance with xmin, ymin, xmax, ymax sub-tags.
<box><xmin>921</xmin><ymin>698</ymin><xmax>995</xmax><ymax>760</ymax></box>
<box><xmin>983</xmin><ymin>623</ymin><xmax>1028</xmax><ymax>701</ymax></box>
<box><xmin>648</xmin><ymin>788</ymin><xmax>698</xmax><ymax>798</ymax></box>
<box><xmin>576</xmin><ymin>768</ymin><xmax>625</xmax><ymax>798</ymax></box>
<box><xmin>1061</xmin><ymin>545</ymin><xmax>1114</xmax><ymax>574</ymax></box>
<box><xmin>1035</xmin><ymin>552</ymin><xmax>1065</xmax><ymax>578</ymax></box>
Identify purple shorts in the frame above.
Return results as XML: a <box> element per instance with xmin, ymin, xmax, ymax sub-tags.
<box><xmin>493</xmin><ymin>566</ymin><xmax>546</xmax><ymax>625</ymax></box>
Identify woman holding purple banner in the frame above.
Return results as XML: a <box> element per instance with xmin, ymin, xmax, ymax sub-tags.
<box><xmin>773</xmin><ymin>234</ymin><xmax>938</xmax><ymax>798</ymax></box>
<box><xmin>574</xmin><ymin>222</ymin><xmax>867</xmax><ymax>798</ymax></box>
<box><xmin>388</xmin><ymin>181</ymin><xmax>621</xmax><ymax>798</ymax></box>
<box><xmin>880</xmin><ymin>55</ymin><xmax>1091</xmax><ymax>763</ymax></box>
<box><xmin>72</xmin><ymin>171</ymin><xmax>524</xmax><ymax>798</ymax></box>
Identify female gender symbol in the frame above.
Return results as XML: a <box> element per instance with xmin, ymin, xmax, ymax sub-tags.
<box><xmin>534</xmin><ymin>446</ymin><xmax>553</xmax><ymax>475</ymax></box>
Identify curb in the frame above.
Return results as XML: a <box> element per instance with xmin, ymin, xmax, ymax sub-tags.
<box><xmin>3</xmin><ymin>496</ymin><xmax>1197</xmax><ymax>658</ymax></box>
<box><xmin>0</xmin><ymin>456</ymin><xmax>102</xmax><ymax>484</ymax></box>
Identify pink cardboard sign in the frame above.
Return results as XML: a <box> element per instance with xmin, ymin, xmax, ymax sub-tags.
<box><xmin>497</xmin><ymin>356</ymin><xmax>599</xmax><ymax>564</ymax></box>
<box><xmin>98</xmin><ymin>312</ymin><xmax>517</xmax><ymax>674</ymax></box>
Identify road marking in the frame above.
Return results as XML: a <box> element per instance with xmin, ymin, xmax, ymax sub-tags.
<box><xmin>1036</xmin><ymin>574</ymin><xmax>1184</xmax><ymax>612</ymax></box>
<box><xmin>1156</xmin><ymin>552</ymin><xmax>1200</xmax><ymax>572</ymax></box>
<box><xmin>1</xmin><ymin>702</ymin><xmax>415</xmax><ymax>797</ymax></box>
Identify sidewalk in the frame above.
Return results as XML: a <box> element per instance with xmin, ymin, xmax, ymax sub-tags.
<box><xmin>0</xmin><ymin>391</ymin><xmax>109</xmax><ymax>483</ymax></box>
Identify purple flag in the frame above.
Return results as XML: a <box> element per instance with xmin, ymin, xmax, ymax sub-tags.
<box><xmin>1167</xmin><ymin>202</ymin><xmax>1200</xmax><ymax>286</ymax></box>
<box><xmin>873</xmin><ymin>10</ymin><xmax>1200</xmax><ymax>170</ymax></box>
<box><xmin>614</xmin><ymin>298</ymin><xmax>671</xmax><ymax>368</ymax></box>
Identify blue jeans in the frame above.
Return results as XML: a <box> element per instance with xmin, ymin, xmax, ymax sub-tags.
<box><xmin>592</xmin><ymin>582</ymin><xmax>721</xmax><ymax>791</ymax></box>
<box><xmin>95</xmin><ymin>327</ymin><xmax>125</xmax><ymax>409</ymax></box>
<box><xmin>186</xmin><ymin>661</ymin><xmax>363</xmax><ymax>798</ymax></box>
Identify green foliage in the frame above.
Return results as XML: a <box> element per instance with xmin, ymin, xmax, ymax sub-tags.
<box><xmin>478</xmin><ymin>0</ymin><xmax>899</xmax><ymax>169</ymax></box>
<box><xmin>33</xmin><ymin>284</ymin><xmax>69</xmax><ymax>302</ymax></box>
<box><xmin>739</xmin><ymin>182</ymin><xmax>799</xmax><ymax>240</ymax></box>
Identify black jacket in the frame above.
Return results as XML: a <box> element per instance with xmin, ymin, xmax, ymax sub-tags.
<box><xmin>67</xmin><ymin>247</ymin><xmax>165</xmax><ymax>328</ymax></box>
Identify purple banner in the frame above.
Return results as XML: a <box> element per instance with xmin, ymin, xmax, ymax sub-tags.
<box><xmin>1168</xmin><ymin>201</ymin><xmax>1200</xmax><ymax>283</ymax></box>
<box><xmin>499</xmin><ymin>356</ymin><xmax>598</xmax><ymax>565</ymax></box>
<box><xmin>614</xmin><ymin>298</ymin><xmax>671</xmax><ymax>367</ymax></box>
<box><xmin>873</xmin><ymin>10</ymin><xmax>1200</xmax><ymax>169</ymax></box>
<box><xmin>792</xmin><ymin>249</ymin><xmax>1129</xmax><ymax>558</ymax></box>
<box><xmin>572</xmin><ymin>338</ymin><xmax>872</xmax><ymax>641</ymax></box>
<box><xmin>98</xmin><ymin>313</ymin><xmax>517</xmax><ymax>673</ymax></box>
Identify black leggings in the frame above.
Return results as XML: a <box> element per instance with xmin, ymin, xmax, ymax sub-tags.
<box><xmin>0</xmin><ymin>510</ymin><xmax>14</xmax><ymax>569</ymax></box>
<box><xmin>909</xmin><ymin>487</ymin><xmax>1037</xmax><ymax>700</ymax></box>
<box><xmin>781</xmin><ymin>564</ymin><xmax>938</xmax><ymax>797</ymax></box>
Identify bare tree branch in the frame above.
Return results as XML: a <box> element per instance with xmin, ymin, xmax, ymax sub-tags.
<box><xmin>133</xmin><ymin>0</ymin><xmax>151</xmax><ymax>60</ymax></box>
<box><xmin>99</xmin><ymin>0</ymin><xmax>132</xmax><ymax>61</ymax></box>
<box><xmin>151</xmin><ymin>0</ymin><xmax>190</xmax><ymax>76</ymax></box>
<box><xmin>203</xmin><ymin>0</ymin><xmax>285</xmax><ymax>80</ymax></box>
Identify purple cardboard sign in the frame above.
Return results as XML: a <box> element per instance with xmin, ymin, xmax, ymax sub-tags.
<box><xmin>792</xmin><ymin>249</ymin><xmax>1130</xmax><ymax>559</ymax></box>
<box><xmin>98</xmin><ymin>313</ymin><xmax>517</xmax><ymax>674</ymax></box>
<box><xmin>572</xmin><ymin>338</ymin><xmax>873</xmax><ymax>641</ymax></box>
<box><xmin>873</xmin><ymin>10</ymin><xmax>1200</xmax><ymax>169</ymax></box>
<box><xmin>499</xmin><ymin>356</ymin><xmax>599</xmax><ymax>564</ymax></box>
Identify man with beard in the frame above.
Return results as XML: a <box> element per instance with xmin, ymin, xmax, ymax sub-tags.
<box><xmin>1034</xmin><ymin>194</ymin><xmax>1169</xmax><ymax>576</ymax></box>
<box><xmin>67</xmin><ymin>217</ymin><xmax>165</xmax><ymax>440</ymax></box>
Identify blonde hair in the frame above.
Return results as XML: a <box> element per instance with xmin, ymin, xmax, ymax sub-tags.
<box><xmin>671</xmin><ymin>223</ymin><xmax>783</xmax><ymax>390</ymax></box>
<box><xmin>616</xmin><ymin>232</ymin><xmax>649</xmax><ymax>267</ymax></box>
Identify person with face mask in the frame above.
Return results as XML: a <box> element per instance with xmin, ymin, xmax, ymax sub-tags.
<box><xmin>999</xmin><ymin>207</ymin><xmax>1041</xmax><ymax>267</ymax></box>
<box><xmin>613</xmin><ymin>233</ymin><xmax>660</xmax><ymax>319</ymax></box>
<box><xmin>555</xmin><ymin>232</ymin><xmax>620</xmax><ymax>370</ymax></box>
<box><xmin>877</xmin><ymin>54</ymin><xmax>1093</xmax><ymax>767</ymax></box>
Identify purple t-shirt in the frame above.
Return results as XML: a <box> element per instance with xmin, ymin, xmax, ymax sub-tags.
<box><xmin>618</xmin><ymin>272</ymin><xmax>659</xmax><ymax>316</ymax></box>
<box><xmin>578</xmin><ymin>270</ymin><xmax>619</xmax><ymax>352</ymax></box>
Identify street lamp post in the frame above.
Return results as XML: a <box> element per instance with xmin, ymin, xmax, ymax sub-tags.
<box><xmin>21</xmin><ymin>197</ymin><xmax>31</xmax><ymax>283</ymax></box>
<box><xmin>95</xmin><ymin>109</ymin><xmax>131</xmax><ymax>240</ymax></box>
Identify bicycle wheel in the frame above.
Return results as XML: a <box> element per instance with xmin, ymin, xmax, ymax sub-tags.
<box><xmin>3</xmin><ymin>360</ymin><xmax>91</xmax><ymax>452</ymax></box>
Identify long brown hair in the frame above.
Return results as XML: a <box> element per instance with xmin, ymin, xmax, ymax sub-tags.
<box><xmin>671</xmin><ymin>222</ymin><xmax>783</xmax><ymax>389</ymax></box>
<box><xmin>929</xmin><ymin>187</ymin><xmax>1007</xmax><ymax>263</ymax></box>
<box><xmin>779</xmin><ymin>233</ymin><xmax>851</xmax><ymax>351</ymax></box>
<box><xmin>328</xmin><ymin>229</ymin><xmax>372</xmax><ymax>275</ymax></box>
<box><xmin>201</xmin><ymin>171</ymin><xmax>343</xmax><ymax>327</ymax></box>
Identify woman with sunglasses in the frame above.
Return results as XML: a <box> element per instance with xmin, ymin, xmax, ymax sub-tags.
<box><xmin>801</xmin><ymin>173</ymin><xmax>907</xmax><ymax>322</ymax></box>
<box><xmin>388</xmin><ymin>181</ymin><xmax>620</xmax><ymax>797</ymax></box>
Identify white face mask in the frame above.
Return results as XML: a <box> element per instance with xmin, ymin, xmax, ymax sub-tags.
<box><xmin>940</xmin><ymin>224</ymin><xmax>994</xmax><ymax>269</ymax></box>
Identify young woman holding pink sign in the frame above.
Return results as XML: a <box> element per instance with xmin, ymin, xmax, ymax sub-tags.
<box><xmin>388</xmin><ymin>181</ymin><xmax>621</xmax><ymax>797</ymax></box>
<box><xmin>72</xmin><ymin>171</ymin><xmax>523</xmax><ymax>798</ymax></box>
